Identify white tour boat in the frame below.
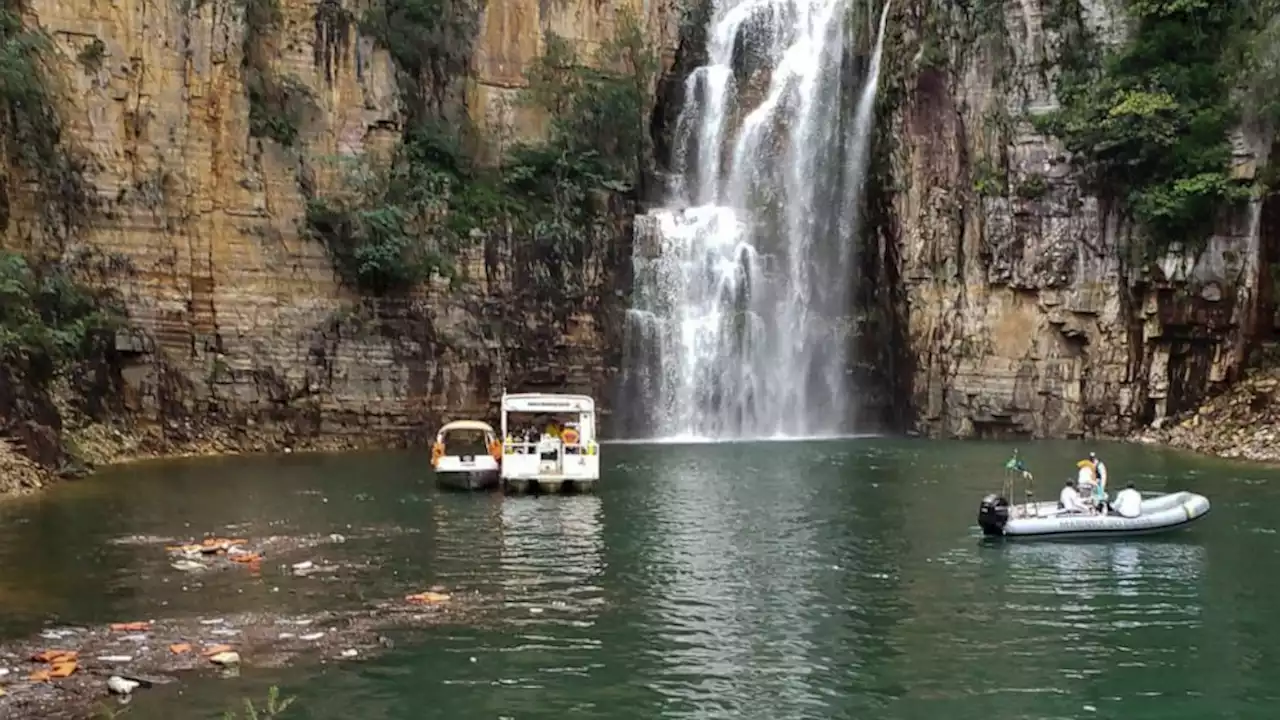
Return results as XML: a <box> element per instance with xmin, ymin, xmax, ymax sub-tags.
<box><xmin>499</xmin><ymin>392</ymin><xmax>600</xmax><ymax>494</ymax></box>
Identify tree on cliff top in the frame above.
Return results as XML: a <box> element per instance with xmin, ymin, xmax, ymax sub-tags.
<box><xmin>307</xmin><ymin>7</ymin><xmax>659</xmax><ymax>297</ymax></box>
<box><xmin>1035</xmin><ymin>0</ymin><xmax>1272</xmax><ymax>252</ymax></box>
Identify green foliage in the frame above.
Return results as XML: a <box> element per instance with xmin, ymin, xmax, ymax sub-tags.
<box><xmin>0</xmin><ymin>4</ymin><xmax>91</xmax><ymax>227</ymax></box>
<box><xmin>308</xmin><ymin>7</ymin><xmax>658</xmax><ymax>296</ymax></box>
<box><xmin>1015</xmin><ymin>173</ymin><xmax>1050</xmax><ymax>200</ymax></box>
<box><xmin>0</xmin><ymin>6</ymin><xmax>55</xmax><ymax>167</ymax></box>
<box><xmin>1034</xmin><ymin>0</ymin><xmax>1263</xmax><ymax>250</ymax></box>
<box><xmin>1233</xmin><ymin>1</ymin><xmax>1280</xmax><ymax>130</ymax></box>
<box><xmin>972</xmin><ymin>159</ymin><xmax>1006</xmax><ymax>197</ymax></box>
<box><xmin>492</xmin><ymin>11</ymin><xmax>658</xmax><ymax>287</ymax></box>
<box><xmin>247</xmin><ymin>74</ymin><xmax>313</xmax><ymax>146</ymax></box>
<box><xmin>240</xmin><ymin>0</ymin><xmax>313</xmax><ymax>146</ymax></box>
<box><xmin>77</xmin><ymin>37</ymin><xmax>105</xmax><ymax>72</ymax></box>
<box><xmin>0</xmin><ymin>251</ymin><xmax>123</xmax><ymax>383</ymax></box>
<box><xmin>523</xmin><ymin>18</ymin><xmax>658</xmax><ymax>187</ymax></box>
<box><xmin>304</xmin><ymin>128</ymin><xmax>460</xmax><ymax>295</ymax></box>
<box><xmin>222</xmin><ymin>686</ymin><xmax>296</xmax><ymax>720</ymax></box>
<box><xmin>360</xmin><ymin>0</ymin><xmax>479</xmax><ymax>117</ymax></box>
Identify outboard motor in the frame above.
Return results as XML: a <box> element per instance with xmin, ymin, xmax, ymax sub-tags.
<box><xmin>978</xmin><ymin>493</ymin><xmax>1011</xmax><ymax>536</ymax></box>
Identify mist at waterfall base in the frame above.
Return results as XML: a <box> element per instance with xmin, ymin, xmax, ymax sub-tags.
<box><xmin>620</xmin><ymin>0</ymin><xmax>893</xmax><ymax>443</ymax></box>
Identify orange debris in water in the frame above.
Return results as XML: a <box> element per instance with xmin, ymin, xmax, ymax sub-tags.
<box><xmin>110</xmin><ymin>621</ymin><xmax>152</xmax><ymax>632</ymax></box>
<box><xmin>230</xmin><ymin>553</ymin><xmax>262</xmax><ymax>564</ymax></box>
<box><xmin>31</xmin><ymin>650</ymin><xmax>78</xmax><ymax>664</ymax></box>
<box><xmin>404</xmin><ymin>591</ymin><xmax>451</xmax><ymax>605</ymax></box>
<box><xmin>29</xmin><ymin>650</ymin><xmax>79</xmax><ymax>681</ymax></box>
<box><xmin>169</xmin><ymin>643</ymin><xmax>192</xmax><ymax>655</ymax></box>
<box><xmin>198</xmin><ymin>537</ymin><xmax>248</xmax><ymax>549</ymax></box>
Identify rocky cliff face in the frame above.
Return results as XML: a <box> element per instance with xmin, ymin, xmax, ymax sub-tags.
<box><xmin>0</xmin><ymin>0</ymin><xmax>678</xmax><ymax>462</ymax></box>
<box><xmin>869</xmin><ymin>0</ymin><xmax>1280</xmax><ymax>439</ymax></box>
<box><xmin>3</xmin><ymin>0</ymin><xmax>1275</xmax><ymax>473</ymax></box>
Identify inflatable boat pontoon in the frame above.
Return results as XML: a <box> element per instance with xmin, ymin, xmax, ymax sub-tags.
<box><xmin>977</xmin><ymin>490</ymin><xmax>1211</xmax><ymax>540</ymax></box>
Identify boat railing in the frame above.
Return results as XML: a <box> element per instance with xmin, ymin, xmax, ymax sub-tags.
<box><xmin>502</xmin><ymin>440</ymin><xmax>598</xmax><ymax>456</ymax></box>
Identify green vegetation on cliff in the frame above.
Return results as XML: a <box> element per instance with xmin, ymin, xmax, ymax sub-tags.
<box><xmin>0</xmin><ymin>252</ymin><xmax>122</xmax><ymax>382</ymax></box>
<box><xmin>240</xmin><ymin>0</ymin><xmax>315</xmax><ymax>146</ymax></box>
<box><xmin>306</xmin><ymin>5</ymin><xmax>656</xmax><ymax>296</ymax></box>
<box><xmin>0</xmin><ymin>2</ymin><xmax>93</xmax><ymax>238</ymax></box>
<box><xmin>0</xmin><ymin>5</ymin><xmax>57</xmax><ymax>177</ymax></box>
<box><xmin>0</xmin><ymin>250</ymin><xmax>125</xmax><ymax>475</ymax></box>
<box><xmin>1037</xmin><ymin>0</ymin><xmax>1280</xmax><ymax>250</ymax></box>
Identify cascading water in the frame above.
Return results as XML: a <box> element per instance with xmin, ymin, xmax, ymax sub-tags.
<box><xmin>622</xmin><ymin>0</ymin><xmax>893</xmax><ymax>441</ymax></box>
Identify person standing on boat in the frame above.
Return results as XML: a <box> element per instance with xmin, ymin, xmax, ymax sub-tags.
<box><xmin>1075</xmin><ymin>459</ymin><xmax>1097</xmax><ymax>495</ymax></box>
<box><xmin>1088</xmin><ymin>451</ymin><xmax>1109</xmax><ymax>509</ymax></box>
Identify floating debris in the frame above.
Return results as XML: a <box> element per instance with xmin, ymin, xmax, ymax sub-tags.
<box><xmin>0</xmin><ymin>585</ymin><xmax>485</xmax><ymax>718</ymax></box>
<box><xmin>28</xmin><ymin>650</ymin><xmax>78</xmax><ymax>682</ymax></box>
<box><xmin>404</xmin><ymin>591</ymin><xmax>450</xmax><ymax>605</ymax></box>
<box><xmin>107</xmin><ymin>676</ymin><xmax>140</xmax><ymax>695</ymax></box>
<box><xmin>207</xmin><ymin>651</ymin><xmax>241</xmax><ymax>667</ymax></box>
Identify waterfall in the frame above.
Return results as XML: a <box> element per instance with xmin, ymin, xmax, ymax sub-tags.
<box><xmin>622</xmin><ymin>0</ymin><xmax>893</xmax><ymax>441</ymax></box>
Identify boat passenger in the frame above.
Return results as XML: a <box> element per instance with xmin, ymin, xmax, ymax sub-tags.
<box><xmin>1113</xmin><ymin>482</ymin><xmax>1142</xmax><ymax>518</ymax></box>
<box><xmin>1089</xmin><ymin>452</ymin><xmax>1108</xmax><ymax>495</ymax></box>
<box><xmin>1058</xmin><ymin>480</ymin><xmax>1089</xmax><ymax>514</ymax></box>
<box><xmin>1075</xmin><ymin>460</ymin><xmax>1096</xmax><ymax>495</ymax></box>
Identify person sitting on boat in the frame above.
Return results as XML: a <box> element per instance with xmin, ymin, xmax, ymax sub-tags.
<box><xmin>1058</xmin><ymin>479</ymin><xmax>1090</xmax><ymax>514</ymax></box>
<box><xmin>1113</xmin><ymin>482</ymin><xmax>1143</xmax><ymax>518</ymax></box>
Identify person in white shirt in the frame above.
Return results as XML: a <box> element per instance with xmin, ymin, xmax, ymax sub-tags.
<box><xmin>1059</xmin><ymin>480</ymin><xmax>1089</xmax><ymax>514</ymax></box>
<box><xmin>1113</xmin><ymin>482</ymin><xmax>1143</xmax><ymax>518</ymax></box>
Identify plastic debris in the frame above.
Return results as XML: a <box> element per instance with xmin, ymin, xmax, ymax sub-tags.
<box><xmin>207</xmin><ymin>651</ymin><xmax>240</xmax><ymax>666</ymax></box>
<box><xmin>404</xmin><ymin>592</ymin><xmax>450</xmax><ymax>605</ymax></box>
<box><xmin>107</xmin><ymin>676</ymin><xmax>139</xmax><ymax>695</ymax></box>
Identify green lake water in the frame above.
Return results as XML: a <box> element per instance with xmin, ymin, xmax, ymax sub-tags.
<box><xmin>1</xmin><ymin>438</ymin><xmax>1278</xmax><ymax>719</ymax></box>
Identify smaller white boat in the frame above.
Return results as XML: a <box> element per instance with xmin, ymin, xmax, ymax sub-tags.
<box><xmin>978</xmin><ymin>490</ymin><xmax>1211</xmax><ymax>539</ymax></box>
<box><xmin>431</xmin><ymin>420</ymin><xmax>502</xmax><ymax>492</ymax></box>
<box><xmin>977</xmin><ymin>451</ymin><xmax>1210</xmax><ymax>540</ymax></box>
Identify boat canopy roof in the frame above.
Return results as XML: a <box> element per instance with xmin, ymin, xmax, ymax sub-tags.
<box><xmin>437</xmin><ymin>420</ymin><xmax>497</xmax><ymax>435</ymax></box>
<box><xmin>500</xmin><ymin>393</ymin><xmax>595</xmax><ymax>414</ymax></box>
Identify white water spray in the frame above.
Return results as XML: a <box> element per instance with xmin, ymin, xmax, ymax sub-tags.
<box><xmin>624</xmin><ymin>0</ymin><xmax>893</xmax><ymax>441</ymax></box>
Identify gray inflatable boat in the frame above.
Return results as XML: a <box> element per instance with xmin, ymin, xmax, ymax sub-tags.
<box><xmin>977</xmin><ymin>490</ymin><xmax>1211</xmax><ymax>540</ymax></box>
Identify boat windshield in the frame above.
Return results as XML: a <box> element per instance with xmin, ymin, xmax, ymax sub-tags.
<box><xmin>441</xmin><ymin>429</ymin><xmax>489</xmax><ymax>455</ymax></box>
